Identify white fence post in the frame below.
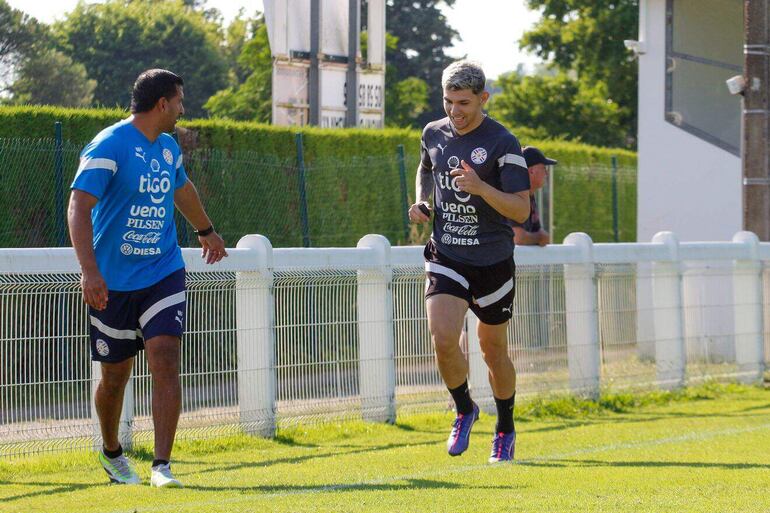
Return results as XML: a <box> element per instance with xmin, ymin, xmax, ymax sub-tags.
<box><xmin>635</xmin><ymin>263</ymin><xmax>657</xmax><ymax>361</ymax></box>
<box><xmin>357</xmin><ymin>234</ymin><xmax>396</xmax><ymax>423</ymax></box>
<box><xmin>235</xmin><ymin>235</ymin><xmax>276</xmax><ymax>437</ymax></box>
<box><xmin>651</xmin><ymin>231</ymin><xmax>686</xmax><ymax>389</ymax></box>
<box><xmin>465</xmin><ymin>311</ymin><xmax>493</xmax><ymax>413</ymax></box>
<box><xmin>732</xmin><ymin>231</ymin><xmax>766</xmax><ymax>383</ymax></box>
<box><xmin>563</xmin><ymin>233</ymin><xmax>600</xmax><ymax>397</ymax></box>
<box><xmin>91</xmin><ymin>362</ymin><xmax>133</xmax><ymax>450</ymax></box>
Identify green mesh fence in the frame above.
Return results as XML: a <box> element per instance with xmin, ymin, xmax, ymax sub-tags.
<box><xmin>176</xmin><ymin>149</ymin><xmax>302</xmax><ymax>248</ymax></box>
<box><xmin>0</xmin><ymin>137</ymin><xmax>637</xmax><ymax>249</ymax></box>
<box><xmin>0</xmin><ymin>139</ymin><xmax>81</xmax><ymax>248</ymax></box>
<box><xmin>303</xmin><ymin>156</ymin><xmax>410</xmax><ymax>247</ymax></box>
<box><xmin>551</xmin><ymin>164</ymin><xmax>637</xmax><ymax>243</ymax></box>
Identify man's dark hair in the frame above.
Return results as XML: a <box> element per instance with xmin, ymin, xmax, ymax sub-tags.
<box><xmin>130</xmin><ymin>69</ymin><xmax>184</xmax><ymax>113</ymax></box>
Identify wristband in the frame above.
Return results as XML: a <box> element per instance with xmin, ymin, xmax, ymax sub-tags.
<box><xmin>195</xmin><ymin>225</ymin><xmax>214</xmax><ymax>237</ymax></box>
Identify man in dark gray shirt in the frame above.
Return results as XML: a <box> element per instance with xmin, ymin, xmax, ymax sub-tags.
<box><xmin>408</xmin><ymin>60</ymin><xmax>530</xmax><ymax>463</ymax></box>
<box><xmin>511</xmin><ymin>146</ymin><xmax>557</xmax><ymax>246</ymax></box>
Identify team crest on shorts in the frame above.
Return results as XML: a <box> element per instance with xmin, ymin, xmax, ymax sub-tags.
<box><xmin>96</xmin><ymin>339</ymin><xmax>110</xmax><ymax>356</ymax></box>
<box><xmin>163</xmin><ymin>148</ymin><xmax>174</xmax><ymax>165</ymax></box>
<box><xmin>471</xmin><ymin>147</ymin><xmax>487</xmax><ymax>165</ymax></box>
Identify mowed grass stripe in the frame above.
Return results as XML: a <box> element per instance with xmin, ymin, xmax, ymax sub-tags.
<box><xmin>112</xmin><ymin>420</ymin><xmax>770</xmax><ymax>513</ymax></box>
<box><xmin>1</xmin><ymin>384</ymin><xmax>768</xmax><ymax>513</ymax></box>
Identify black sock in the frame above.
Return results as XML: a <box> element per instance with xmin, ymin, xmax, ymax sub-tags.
<box><xmin>102</xmin><ymin>445</ymin><xmax>122</xmax><ymax>459</ymax></box>
<box><xmin>494</xmin><ymin>392</ymin><xmax>516</xmax><ymax>434</ymax></box>
<box><xmin>448</xmin><ymin>381</ymin><xmax>474</xmax><ymax>415</ymax></box>
<box><xmin>152</xmin><ymin>459</ymin><xmax>169</xmax><ymax>467</ymax></box>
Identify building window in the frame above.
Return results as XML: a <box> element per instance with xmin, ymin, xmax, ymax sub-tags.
<box><xmin>665</xmin><ymin>0</ymin><xmax>743</xmax><ymax>155</ymax></box>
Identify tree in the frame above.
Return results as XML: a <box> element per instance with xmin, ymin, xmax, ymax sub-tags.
<box><xmin>385</xmin><ymin>76</ymin><xmax>429</xmax><ymax>128</ymax></box>
<box><xmin>487</xmin><ymin>72</ymin><xmax>625</xmax><ymax>147</ymax></box>
<box><xmin>9</xmin><ymin>49</ymin><xmax>96</xmax><ymax>107</ymax></box>
<box><xmin>0</xmin><ymin>1</ymin><xmax>46</xmax><ymax>93</ymax></box>
<box><xmin>363</xmin><ymin>29</ymin><xmax>430</xmax><ymax>128</ymax></box>
<box><xmin>381</xmin><ymin>0</ymin><xmax>460</xmax><ymax>127</ymax></box>
<box><xmin>520</xmin><ymin>0</ymin><xmax>638</xmax><ymax>145</ymax></box>
<box><xmin>54</xmin><ymin>0</ymin><xmax>227</xmax><ymax>117</ymax></box>
<box><xmin>204</xmin><ymin>15</ymin><xmax>272</xmax><ymax>122</ymax></box>
<box><xmin>221</xmin><ymin>9</ymin><xmax>252</xmax><ymax>84</ymax></box>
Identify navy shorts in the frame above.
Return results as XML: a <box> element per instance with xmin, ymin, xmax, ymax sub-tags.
<box><xmin>88</xmin><ymin>268</ymin><xmax>186</xmax><ymax>363</ymax></box>
<box><xmin>424</xmin><ymin>240</ymin><xmax>515</xmax><ymax>325</ymax></box>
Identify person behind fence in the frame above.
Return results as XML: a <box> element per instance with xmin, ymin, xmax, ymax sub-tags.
<box><xmin>68</xmin><ymin>69</ymin><xmax>227</xmax><ymax>488</ymax></box>
<box><xmin>511</xmin><ymin>146</ymin><xmax>556</xmax><ymax>247</ymax></box>
<box><xmin>408</xmin><ymin>60</ymin><xmax>530</xmax><ymax>463</ymax></box>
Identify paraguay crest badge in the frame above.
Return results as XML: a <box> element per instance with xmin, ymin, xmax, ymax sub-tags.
<box><xmin>471</xmin><ymin>147</ymin><xmax>487</xmax><ymax>165</ymax></box>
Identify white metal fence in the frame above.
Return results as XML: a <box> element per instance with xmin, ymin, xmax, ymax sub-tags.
<box><xmin>0</xmin><ymin>231</ymin><xmax>768</xmax><ymax>456</ymax></box>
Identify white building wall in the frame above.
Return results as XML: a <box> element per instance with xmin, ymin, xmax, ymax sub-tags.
<box><xmin>637</xmin><ymin>0</ymin><xmax>742</xmax><ymax>243</ymax></box>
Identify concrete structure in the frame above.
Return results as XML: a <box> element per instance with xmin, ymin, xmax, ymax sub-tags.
<box><xmin>635</xmin><ymin>1</ymin><xmax>746</xmax><ymax>365</ymax></box>
<box><xmin>637</xmin><ymin>0</ymin><xmax>744</xmax><ymax>242</ymax></box>
<box><xmin>264</xmin><ymin>0</ymin><xmax>386</xmax><ymax>128</ymax></box>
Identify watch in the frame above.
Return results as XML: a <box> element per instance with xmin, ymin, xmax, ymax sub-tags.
<box><xmin>195</xmin><ymin>225</ymin><xmax>214</xmax><ymax>237</ymax></box>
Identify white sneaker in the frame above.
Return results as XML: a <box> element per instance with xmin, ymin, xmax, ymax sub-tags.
<box><xmin>99</xmin><ymin>451</ymin><xmax>141</xmax><ymax>485</ymax></box>
<box><xmin>151</xmin><ymin>462</ymin><xmax>183</xmax><ymax>488</ymax></box>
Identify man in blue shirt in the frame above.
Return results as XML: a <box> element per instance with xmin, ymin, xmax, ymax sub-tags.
<box><xmin>68</xmin><ymin>69</ymin><xmax>226</xmax><ymax>487</ymax></box>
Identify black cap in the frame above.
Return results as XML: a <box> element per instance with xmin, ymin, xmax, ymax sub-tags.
<box><xmin>522</xmin><ymin>146</ymin><xmax>557</xmax><ymax>167</ymax></box>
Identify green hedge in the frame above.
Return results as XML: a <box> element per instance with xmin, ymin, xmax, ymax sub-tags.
<box><xmin>179</xmin><ymin>117</ymin><xmax>419</xmax><ymax>247</ymax></box>
<box><xmin>0</xmin><ymin>106</ymin><xmax>635</xmax><ymax>162</ymax></box>
<box><xmin>0</xmin><ymin>106</ymin><xmax>127</xmax><ymax>142</ymax></box>
<box><xmin>0</xmin><ymin>106</ymin><xmax>636</xmax><ymax>248</ymax></box>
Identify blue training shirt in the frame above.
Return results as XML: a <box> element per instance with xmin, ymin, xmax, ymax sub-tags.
<box><xmin>71</xmin><ymin>117</ymin><xmax>188</xmax><ymax>291</ymax></box>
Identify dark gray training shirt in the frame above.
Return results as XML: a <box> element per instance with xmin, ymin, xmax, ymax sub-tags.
<box><xmin>420</xmin><ymin>116</ymin><xmax>530</xmax><ymax>266</ymax></box>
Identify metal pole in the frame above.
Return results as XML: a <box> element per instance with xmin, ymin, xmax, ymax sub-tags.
<box><xmin>346</xmin><ymin>0</ymin><xmax>360</xmax><ymax>127</ymax></box>
<box><xmin>54</xmin><ymin>122</ymin><xmax>65</xmax><ymax>247</ymax></box>
<box><xmin>540</xmin><ymin>167</ymin><xmax>550</xmax><ymax>238</ymax></box>
<box><xmin>309</xmin><ymin>0</ymin><xmax>321</xmax><ymax>126</ymax></box>
<box><xmin>397</xmin><ymin>144</ymin><xmax>410</xmax><ymax>242</ymax></box>
<box><xmin>54</xmin><ymin>121</ymin><xmax>70</xmax><ymax>382</ymax></box>
<box><xmin>295</xmin><ymin>133</ymin><xmax>311</xmax><ymax>247</ymax></box>
<box><xmin>742</xmin><ymin>0</ymin><xmax>770</xmax><ymax>240</ymax></box>
<box><xmin>548</xmin><ymin>163</ymin><xmax>554</xmax><ymax>239</ymax></box>
<box><xmin>611</xmin><ymin>155</ymin><xmax>619</xmax><ymax>242</ymax></box>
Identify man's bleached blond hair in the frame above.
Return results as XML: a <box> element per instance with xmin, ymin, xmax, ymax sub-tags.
<box><xmin>441</xmin><ymin>60</ymin><xmax>486</xmax><ymax>95</ymax></box>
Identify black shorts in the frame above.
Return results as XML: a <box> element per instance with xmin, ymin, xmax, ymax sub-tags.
<box><xmin>423</xmin><ymin>240</ymin><xmax>515</xmax><ymax>325</ymax></box>
<box><xmin>88</xmin><ymin>268</ymin><xmax>186</xmax><ymax>363</ymax></box>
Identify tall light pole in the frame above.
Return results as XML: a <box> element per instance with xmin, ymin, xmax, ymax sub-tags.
<box><xmin>309</xmin><ymin>0</ymin><xmax>321</xmax><ymax>126</ymax></box>
<box><xmin>346</xmin><ymin>0</ymin><xmax>361</xmax><ymax>127</ymax></box>
<box><xmin>742</xmin><ymin>0</ymin><xmax>770</xmax><ymax>239</ymax></box>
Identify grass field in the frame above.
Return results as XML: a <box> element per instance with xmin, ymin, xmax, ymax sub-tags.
<box><xmin>1</xmin><ymin>383</ymin><xmax>769</xmax><ymax>513</ymax></box>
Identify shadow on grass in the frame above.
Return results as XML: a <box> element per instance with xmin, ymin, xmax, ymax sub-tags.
<box><xmin>517</xmin><ymin>458</ymin><xmax>770</xmax><ymax>470</ymax></box>
<box><xmin>732</xmin><ymin>402</ymin><xmax>770</xmax><ymax>413</ymax></box>
<box><xmin>0</xmin><ymin>480</ymin><xmax>100</xmax><ymax>503</ymax></box>
<box><xmin>173</xmin><ymin>439</ymin><xmax>440</xmax><ymax>476</ymax></box>
<box><xmin>183</xmin><ymin>477</ymin><xmax>516</xmax><ymax>494</ymax></box>
<box><xmin>519</xmin><ymin>408</ymin><xmax>770</xmax><ymax>432</ymax></box>
<box><xmin>129</xmin><ymin>446</ymin><xmax>155</xmax><ymax>462</ymax></box>
<box><xmin>0</xmin><ymin>474</ymin><xmax>517</xmax><ymax>504</ymax></box>
<box><xmin>272</xmin><ymin>434</ymin><xmax>320</xmax><ymax>448</ymax></box>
